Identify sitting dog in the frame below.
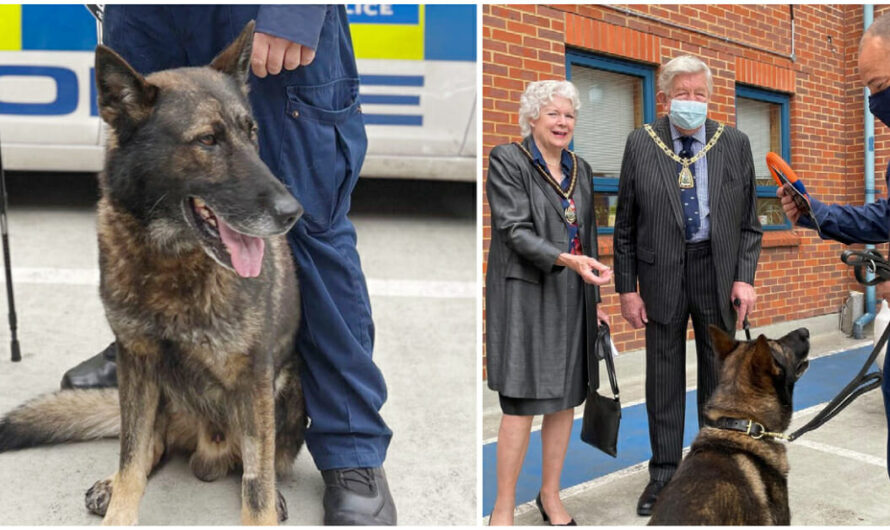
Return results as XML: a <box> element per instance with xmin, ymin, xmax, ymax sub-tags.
<box><xmin>648</xmin><ymin>326</ymin><xmax>810</xmax><ymax>525</ymax></box>
<box><xmin>0</xmin><ymin>21</ymin><xmax>306</xmax><ymax>525</ymax></box>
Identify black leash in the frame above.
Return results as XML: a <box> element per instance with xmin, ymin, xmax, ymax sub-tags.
<box><xmin>785</xmin><ymin>250</ymin><xmax>887</xmax><ymax>441</ymax></box>
<box><xmin>0</xmin><ymin>132</ymin><xmax>21</xmax><ymax>362</ymax></box>
<box><xmin>733</xmin><ymin>298</ymin><xmax>752</xmax><ymax>340</ymax></box>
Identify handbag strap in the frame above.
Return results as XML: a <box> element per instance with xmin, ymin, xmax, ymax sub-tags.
<box><xmin>601</xmin><ymin>326</ymin><xmax>619</xmax><ymax>399</ymax></box>
<box><xmin>589</xmin><ymin>324</ymin><xmax>619</xmax><ymax>399</ymax></box>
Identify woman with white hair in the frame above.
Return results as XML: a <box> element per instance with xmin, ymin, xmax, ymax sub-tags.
<box><xmin>486</xmin><ymin>80</ymin><xmax>612</xmax><ymax>525</ymax></box>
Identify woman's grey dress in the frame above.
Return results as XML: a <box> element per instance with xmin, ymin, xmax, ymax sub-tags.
<box><xmin>498</xmin><ymin>269</ymin><xmax>588</xmax><ymax>415</ymax></box>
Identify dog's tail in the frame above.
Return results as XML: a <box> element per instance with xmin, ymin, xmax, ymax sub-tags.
<box><xmin>0</xmin><ymin>389</ymin><xmax>120</xmax><ymax>452</ymax></box>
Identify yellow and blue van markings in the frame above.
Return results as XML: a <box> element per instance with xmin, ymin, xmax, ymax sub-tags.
<box><xmin>349</xmin><ymin>4</ymin><xmax>475</xmax><ymax>127</ymax></box>
<box><xmin>0</xmin><ymin>4</ymin><xmax>95</xmax><ymax>51</ymax></box>
<box><xmin>0</xmin><ymin>5</ymin><xmax>476</xmax><ymax>126</ymax></box>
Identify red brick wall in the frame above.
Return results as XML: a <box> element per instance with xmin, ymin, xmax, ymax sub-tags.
<box><xmin>483</xmin><ymin>4</ymin><xmax>890</xmax><ymax>377</ymax></box>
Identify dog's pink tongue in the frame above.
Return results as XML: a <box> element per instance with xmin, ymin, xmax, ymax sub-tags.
<box><xmin>217</xmin><ymin>220</ymin><xmax>265</xmax><ymax>278</ymax></box>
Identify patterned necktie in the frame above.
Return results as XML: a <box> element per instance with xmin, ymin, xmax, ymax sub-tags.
<box><xmin>678</xmin><ymin>136</ymin><xmax>700</xmax><ymax>240</ymax></box>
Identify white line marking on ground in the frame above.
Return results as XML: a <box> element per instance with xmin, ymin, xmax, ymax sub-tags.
<box><xmin>791</xmin><ymin>439</ymin><xmax>887</xmax><ymax>468</ymax></box>
<box><xmin>12</xmin><ymin>267</ymin><xmax>99</xmax><ymax>285</ymax></box>
<box><xmin>7</xmin><ymin>267</ymin><xmax>475</xmax><ymax>299</ymax></box>
<box><xmin>366</xmin><ymin>278</ymin><xmax>475</xmax><ymax>298</ymax></box>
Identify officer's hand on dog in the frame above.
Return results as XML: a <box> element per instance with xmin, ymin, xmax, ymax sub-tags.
<box><xmin>251</xmin><ymin>32</ymin><xmax>317</xmax><ymax>78</ymax></box>
<box><xmin>619</xmin><ymin>292</ymin><xmax>648</xmax><ymax>329</ymax></box>
<box><xmin>776</xmin><ymin>185</ymin><xmax>801</xmax><ymax>224</ymax></box>
<box><xmin>731</xmin><ymin>281</ymin><xmax>756</xmax><ymax>329</ymax></box>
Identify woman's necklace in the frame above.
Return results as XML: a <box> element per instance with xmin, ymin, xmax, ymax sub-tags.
<box><xmin>514</xmin><ymin>142</ymin><xmax>578</xmax><ymax>224</ymax></box>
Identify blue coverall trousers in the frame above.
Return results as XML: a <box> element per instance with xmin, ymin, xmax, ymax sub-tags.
<box><xmin>807</xmin><ymin>164</ymin><xmax>890</xmax><ymax>478</ymax></box>
<box><xmin>103</xmin><ymin>4</ymin><xmax>392</xmax><ymax>471</ymax></box>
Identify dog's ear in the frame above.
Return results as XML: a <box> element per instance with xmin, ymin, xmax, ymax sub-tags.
<box><xmin>773</xmin><ymin>328</ymin><xmax>811</xmax><ymax>381</ymax></box>
<box><xmin>211</xmin><ymin>20</ymin><xmax>255</xmax><ymax>86</ymax></box>
<box><xmin>709</xmin><ymin>324</ymin><xmax>738</xmax><ymax>361</ymax></box>
<box><xmin>95</xmin><ymin>45</ymin><xmax>158</xmax><ymax>137</ymax></box>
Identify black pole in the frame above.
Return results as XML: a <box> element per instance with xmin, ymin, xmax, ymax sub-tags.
<box><xmin>0</xmin><ymin>133</ymin><xmax>21</xmax><ymax>362</ymax></box>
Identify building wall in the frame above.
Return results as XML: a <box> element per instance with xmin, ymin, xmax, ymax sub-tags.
<box><xmin>482</xmin><ymin>4</ymin><xmax>890</xmax><ymax>378</ymax></box>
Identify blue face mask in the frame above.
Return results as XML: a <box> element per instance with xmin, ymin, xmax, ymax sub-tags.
<box><xmin>869</xmin><ymin>87</ymin><xmax>890</xmax><ymax>127</ymax></box>
<box><xmin>669</xmin><ymin>99</ymin><xmax>708</xmax><ymax>130</ymax></box>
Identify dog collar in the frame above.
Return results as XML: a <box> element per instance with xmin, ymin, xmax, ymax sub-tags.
<box><xmin>709</xmin><ymin>417</ymin><xmax>787</xmax><ymax>441</ymax></box>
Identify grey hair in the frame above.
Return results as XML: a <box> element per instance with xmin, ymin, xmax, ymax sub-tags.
<box><xmin>862</xmin><ymin>11</ymin><xmax>890</xmax><ymax>50</ymax></box>
<box><xmin>518</xmin><ymin>80</ymin><xmax>581</xmax><ymax>137</ymax></box>
<box><xmin>658</xmin><ymin>55</ymin><xmax>713</xmax><ymax>96</ymax></box>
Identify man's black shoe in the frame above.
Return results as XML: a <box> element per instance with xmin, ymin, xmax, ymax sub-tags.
<box><xmin>60</xmin><ymin>342</ymin><xmax>119</xmax><ymax>390</ymax></box>
<box><xmin>636</xmin><ymin>479</ymin><xmax>667</xmax><ymax>516</ymax></box>
<box><xmin>322</xmin><ymin>467</ymin><xmax>396</xmax><ymax>525</ymax></box>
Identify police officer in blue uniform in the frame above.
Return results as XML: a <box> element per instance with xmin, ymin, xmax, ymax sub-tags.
<box><xmin>61</xmin><ymin>5</ymin><xmax>396</xmax><ymax>524</ymax></box>
<box><xmin>778</xmin><ymin>11</ymin><xmax>890</xmax><ymax>481</ymax></box>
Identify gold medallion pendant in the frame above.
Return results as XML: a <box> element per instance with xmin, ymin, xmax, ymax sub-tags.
<box><xmin>564</xmin><ymin>202</ymin><xmax>577</xmax><ymax>224</ymax></box>
<box><xmin>678</xmin><ymin>165</ymin><xmax>695</xmax><ymax>189</ymax></box>
<box><xmin>513</xmin><ymin>142</ymin><xmax>579</xmax><ymax>225</ymax></box>
<box><xmin>643</xmin><ymin>123</ymin><xmax>725</xmax><ymax>190</ymax></box>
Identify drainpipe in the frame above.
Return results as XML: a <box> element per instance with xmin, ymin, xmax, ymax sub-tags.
<box><xmin>854</xmin><ymin>4</ymin><xmax>876</xmax><ymax>339</ymax></box>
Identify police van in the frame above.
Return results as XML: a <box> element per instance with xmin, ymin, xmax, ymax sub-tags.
<box><xmin>0</xmin><ymin>4</ymin><xmax>476</xmax><ymax>181</ymax></box>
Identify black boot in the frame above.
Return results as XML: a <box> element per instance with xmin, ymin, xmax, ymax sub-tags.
<box><xmin>321</xmin><ymin>467</ymin><xmax>396</xmax><ymax>525</ymax></box>
<box><xmin>60</xmin><ymin>342</ymin><xmax>119</xmax><ymax>390</ymax></box>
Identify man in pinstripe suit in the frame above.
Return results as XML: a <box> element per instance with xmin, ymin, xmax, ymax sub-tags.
<box><xmin>613</xmin><ymin>55</ymin><xmax>762</xmax><ymax>516</ymax></box>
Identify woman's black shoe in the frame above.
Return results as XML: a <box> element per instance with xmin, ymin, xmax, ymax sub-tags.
<box><xmin>535</xmin><ymin>492</ymin><xmax>577</xmax><ymax>526</ymax></box>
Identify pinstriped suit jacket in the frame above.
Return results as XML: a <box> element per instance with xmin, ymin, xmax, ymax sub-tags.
<box><xmin>613</xmin><ymin>116</ymin><xmax>762</xmax><ymax>331</ymax></box>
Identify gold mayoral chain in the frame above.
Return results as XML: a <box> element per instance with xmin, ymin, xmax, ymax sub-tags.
<box><xmin>514</xmin><ymin>142</ymin><xmax>579</xmax><ymax>223</ymax></box>
<box><xmin>643</xmin><ymin>123</ymin><xmax>725</xmax><ymax>189</ymax></box>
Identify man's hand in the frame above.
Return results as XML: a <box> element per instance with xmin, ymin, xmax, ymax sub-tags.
<box><xmin>251</xmin><ymin>32</ymin><xmax>316</xmax><ymax>78</ymax></box>
<box><xmin>619</xmin><ymin>292</ymin><xmax>648</xmax><ymax>329</ymax></box>
<box><xmin>731</xmin><ymin>281</ymin><xmax>756</xmax><ymax>330</ymax></box>
<box><xmin>776</xmin><ymin>184</ymin><xmax>801</xmax><ymax>224</ymax></box>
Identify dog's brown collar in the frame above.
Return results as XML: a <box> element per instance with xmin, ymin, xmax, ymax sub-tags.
<box><xmin>709</xmin><ymin>417</ymin><xmax>788</xmax><ymax>441</ymax></box>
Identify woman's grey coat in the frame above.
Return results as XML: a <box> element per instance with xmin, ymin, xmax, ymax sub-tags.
<box><xmin>486</xmin><ymin>136</ymin><xmax>601</xmax><ymax>399</ymax></box>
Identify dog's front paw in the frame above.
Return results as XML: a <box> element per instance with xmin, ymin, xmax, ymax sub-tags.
<box><xmin>85</xmin><ymin>478</ymin><xmax>113</xmax><ymax>516</ymax></box>
<box><xmin>189</xmin><ymin>452</ymin><xmax>229</xmax><ymax>482</ymax></box>
<box><xmin>277</xmin><ymin>490</ymin><xmax>288</xmax><ymax>522</ymax></box>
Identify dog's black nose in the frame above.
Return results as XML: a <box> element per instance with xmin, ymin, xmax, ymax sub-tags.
<box><xmin>796</xmin><ymin>328</ymin><xmax>810</xmax><ymax>339</ymax></box>
<box><xmin>273</xmin><ymin>193</ymin><xmax>303</xmax><ymax>229</ymax></box>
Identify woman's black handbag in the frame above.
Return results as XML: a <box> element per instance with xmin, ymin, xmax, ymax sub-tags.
<box><xmin>580</xmin><ymin>323</ymin><xmax>621</xmax><ymax>457</ymax></box>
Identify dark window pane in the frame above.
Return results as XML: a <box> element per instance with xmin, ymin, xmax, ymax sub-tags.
<box><xmin>593</xmin><ymin>192</ymin><xmax>618</xmax><ymax>228</ymax></box>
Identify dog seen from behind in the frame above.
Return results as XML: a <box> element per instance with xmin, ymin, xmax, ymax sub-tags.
<box><xmin>0</xmin><ymin>21</ymin><xmax>307</xmax><ymax>525</ymax></box>
<box><xmin>648</xmin><ymin>326</ymin><xmax>810</xmax><ymax>526</ymax></box>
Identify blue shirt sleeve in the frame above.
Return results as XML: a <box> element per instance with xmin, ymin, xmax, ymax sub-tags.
<box><xmin>255</xmin><ymin>5</ymin><xmax>328</xmax><ymax>50</ymax></box>
<box><xmin>801</xmin><ymin>195</ymin><xmax>890</xmax><ymax>245</ymax></box>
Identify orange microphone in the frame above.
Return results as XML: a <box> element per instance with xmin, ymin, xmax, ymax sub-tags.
<box><xmin>766</xmin><ymin>152</ymin><xmax>808</xmax><ymax>196</ymax></box>
<box><xmin>766</xmin><ymin>152</ymin><xmax>821</xmax><ymax>234</ymax></box>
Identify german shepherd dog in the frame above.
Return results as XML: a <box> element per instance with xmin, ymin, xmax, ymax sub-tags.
<box><xmin>649</xmin><ymin>326</ymin><xmax>810</xmax><ymax>526</ymax></box>
<box><xmin>0</xmin><ymin>22</ymin><xmax>306</xmax><ymax>525</ymax></box>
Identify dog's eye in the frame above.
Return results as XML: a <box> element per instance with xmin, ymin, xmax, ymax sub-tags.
<box><xmin>198</xmin><ymin>134</ymin><xmax>217</xmax><ymax>146</ymax></box>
